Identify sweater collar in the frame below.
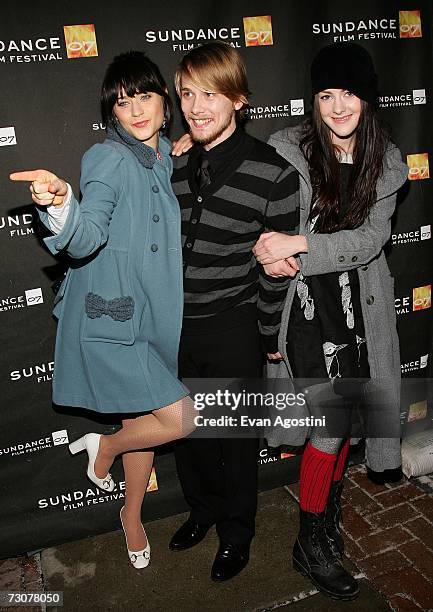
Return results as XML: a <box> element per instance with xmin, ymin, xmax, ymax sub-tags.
<box><xmin>197</xmin><ymin>126</ymin><xmax>245</xmax><ymax>171</ymax></box>
<box><xmin>106</xmin><ymin>122</ymin><xmax>158</xmax><ymax>169</ymax></box>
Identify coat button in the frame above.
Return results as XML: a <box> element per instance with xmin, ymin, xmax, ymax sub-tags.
<box><xmin>352</xmin><ymin>255</ymin><xmax>358</xmax><ymax>262</ymax></box>
<box><xmin>152</xmin><ymin>185</ymin><xmax>159</xmax><ymax>193</ymax></box>
<box><xmin>191</xmin><ymin>218</ymin><xmax>198</xmax><ymax>224</ymax></box>
<box><xmin>362</xmin><ymin>266</ymin><xmax>368</xmax><ymax>271</ymax></box>
<box><xmin>197</xmin><ymin>196</ymin><xmax>203</xmax><ymax>203</ymax></box>
<box><xmin>151</xmin><ymin>243</ymin><xmax>158</xmax><ymax>252</ymax></box>
<box><xmin>186</xmin><ymin>242</ymin><xmax>192</xmax><ymax>248</ymax></box>
<box><xmin>338</xmin><ymin>255</ymin><xmax>345</xmax><ymax>262</ymax></box>
<box><xmin>366</xmin><ymin>295</ymin><xmax>374</xmax><ymax>305</ymax></box>
<box><xmin>152</xmin><ymin>214</ymin><xmax>160</xmax><ymax>222</ymax></box>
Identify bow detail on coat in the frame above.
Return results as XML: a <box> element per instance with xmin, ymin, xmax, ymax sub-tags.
<box><xmin>85</xmin><ymin>292</ymin><xmax>135</xmax><ymax>322</ymax></box>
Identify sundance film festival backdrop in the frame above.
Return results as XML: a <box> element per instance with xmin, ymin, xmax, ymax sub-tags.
<box><xmin>1</xmin><ymin>1</ymin><xmax>432</xmax><ymax>558</ymax></box>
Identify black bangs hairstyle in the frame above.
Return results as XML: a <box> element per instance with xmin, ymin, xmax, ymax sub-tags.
<box><xmin>101</xmin><ymin>50</ymin><xmax>172</xmax><ymax>132</ymax></box>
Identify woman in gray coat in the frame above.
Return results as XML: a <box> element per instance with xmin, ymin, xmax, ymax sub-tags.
<box><xmin>11</xmin><ymin>52</ymin><xmax>194</xmax><ymax>570</ymax></box>
<box><xmin>254</xmin><ymin>43</ymin><xmax>407</xmax><ymax>600</ymax></box>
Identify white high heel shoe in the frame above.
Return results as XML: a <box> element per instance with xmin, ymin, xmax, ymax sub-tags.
<box><xmin>69</xmin><ymin>433</ymin><xmax>115</xmax><ymax>492</ymax></box>
<box><xmin>120</xmin><ymin>506</ymin><xmax>151</xmax><ymax>569</ymax></box>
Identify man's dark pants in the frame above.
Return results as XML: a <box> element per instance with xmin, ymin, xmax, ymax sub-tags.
<box><xmin>175</xmin><ymin>318</ymin><xmax>263</xmax><ymax>553</ymax></box>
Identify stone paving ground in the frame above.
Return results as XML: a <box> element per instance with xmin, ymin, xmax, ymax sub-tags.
<box><xmin>1</xmin><ymin>465</ymin><xmax>432</xmax><ymax>611</ymax></box>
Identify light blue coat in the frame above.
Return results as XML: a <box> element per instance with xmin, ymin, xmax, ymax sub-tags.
<box><xmin>40</xmin><ymin>137</ymin><xmax>187</xmax><ymax>413</ymax></box>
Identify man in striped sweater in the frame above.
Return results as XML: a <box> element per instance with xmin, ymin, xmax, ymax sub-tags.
<box><xmin>169</xmin><ymin>42</ymin><xmax>300</xmax><ymax>581</ymax></box>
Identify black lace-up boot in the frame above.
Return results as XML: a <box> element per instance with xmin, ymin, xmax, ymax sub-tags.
<box><xmin>325</xmin><ymin>480</ymin><xmax>345</xmax><ymax>559</ymax></box>
<box><xmin>293</xmin><ymin>509</ymin><xmax>358</xmax><ymax>600</ymax></box>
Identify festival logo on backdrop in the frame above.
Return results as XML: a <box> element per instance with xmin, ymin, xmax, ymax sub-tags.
<box><xmin>0</xmin><ymin>127</ymin><xmax>17</xmax><ymax>146</ymax></box>
<box><xmin>0</xmin><ymin>288</ymin><xmax>43</xmax><ymax>313</ymax></box>
<box><xmin>420</xmin><ymin>225</ymin><xmax>431</xmax><ymax>240</ymax></box>
<box><xmin>0</xmin><ymin>36</ymin><xmax>62</xmax><ymax>63</ymax></box>
<box><xmin>144</xmin><ymin>25</ymin><xmax>242</xmax><ymax>52</ymax></box>
<box><xmin>25</xmin><ymin>288</ymin><xmax>43</xmax><ymax>306</ymax></box>
<box><xmin>395</xmin><ymin>285</ymin><xmax>431</xmax><ymax>315</ymax></box>
<box><xmin>247</xmin><ymin>98</ymin><xmax>304</xmax><ymax>120</ymax></box>
<box><xmin>312</xmin><ymin>11</ymin><xmax>423</xmax><ymax>43</ymax></box>
<box><xmin>407</xmin><ymin>399</ymin><xmax>428</xmax><ymax>422</ymax></box>
<box><xmin>0</xmin><ymin>430</ymin><xmax>68</xmax><ymax>458</ymax></box>
<box><xmin>407</xmin><ymin>153</ymin><xmax>430</xmax><ymax>180</ymax></box>
<box><xmin>52</xmin><ymin>430</ymin><xmax>69</xmax><ymax>446</ymax></box>
<box><xmin>38</xmin><ymin>484</ymin><xmax>125</xmax><ymax>511</ymax></box>
<box><xmin>63</xmin><ymin>24</ymin><xmax>98</xmax><ymax>59</ymax></box>
<box><xmin>379</xmin><ymin>89</ymin><xmax>427</xmax><ymax>109</ymax></box>
<box><xmin>10</xmin><ymin>361</ymin><xmax>54</xmax><ymax>383</ymax></box>
<box><xmin>243</xmin><ymin>16</ymin><xmax>273</xmax><ymax>47</ymax></box>
<box><xmin>280</xmin><ymin>452</ymin><xmax>295</xmax><ymax>459</ymax></box>
<box><xmin>144</xmin><ymin>16</ymin><xmax>274</xmax><ymax>52</ymax></box>
<box><xmin>0</xmin><ymin>213</ymin><xmax>34</xmax><ymax>238</ymax></box>
<box><xmin>37</xmin><ymin>469</ymin><xmax>158</xmax><ymax>512</ymax></box>
<box><xmin>312</xmin><ymin>17</ymin><xmax>398</xmax><ymax>42</ymax></box>
<box><xmin>0</xmin><ymin>25</ymin><xmax>98</xmax><ymax>63</ymax></box>
<box><xmin>401</xmin><ymin>354</ymin><xmax>428</xmax><ymax>374</ymax></box>
<box><xmin>399</xmin><ymin>11</ymin><xmax>422</xmax><ymax>38</ymax></box>
<box><xmin>392</xmin><ymin>224</ymin><xmax>431</xmax><ymax>246</ymax></box>
<box><xmin>258</xmin><ymin>447</ymin><xmax>294</xmax><ymax>465</ymax></box>
<box><xmin>413</xmin><ymin>89</ymin><xmax>427</xmax><ymax>105</ymax></box>
<box><xmin>147</xmin><ymin>467</ymin><xmax>158</xmax><ymax>492</ymax></box>
<box><xmin>395</xmin><ymin>295</ymin><xmax>411</xmax><ymax>315</ymax></box>
<box><xmin>413</xmin><ymin>285</ymin><xmax>431</xmax><ymax>311</ymax></box>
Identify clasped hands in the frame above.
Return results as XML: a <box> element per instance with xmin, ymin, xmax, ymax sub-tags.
<box><xmin>253</xmin><ymin>232</ymin><xmax>307</xmax><ymax>278</ymax></box>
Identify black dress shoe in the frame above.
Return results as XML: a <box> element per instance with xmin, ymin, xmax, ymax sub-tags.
<box><xmin>211</xmin><ymin>543</ymin><xmax>249</xmax><ymax>582</ymax></box>
<box><xmin>169</xmin><ymin>519</ymin><xmax>211</xmax><ymax>551</ymax></box>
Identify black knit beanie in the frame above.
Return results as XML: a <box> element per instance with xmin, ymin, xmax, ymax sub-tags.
<box><xmin>311</xmin><ymin>42</ymin><xmax>378</xmax><ymax>104</ymax></box>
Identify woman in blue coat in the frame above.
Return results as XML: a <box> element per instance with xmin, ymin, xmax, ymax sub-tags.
<box><xmin>11</xmin><ymin>51</ymin><xmax>194</xmax><ymax>569</ymax></box>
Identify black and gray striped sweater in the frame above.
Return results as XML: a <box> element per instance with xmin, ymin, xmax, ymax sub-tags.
<box><xmin>171</xmin><ymin>131</ymin><xmax>299</xmax><ymax>352</ymax></box>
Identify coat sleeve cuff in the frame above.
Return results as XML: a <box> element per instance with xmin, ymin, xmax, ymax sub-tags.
<box><xmin>43</xmin><ymin>193</ymin><xmax>80</xmax><ymax>255</ymax></box>
<box><xmin>261</xmin><ymin>333</ymin><xmax>279</xmax><ymax>354</ymax></box>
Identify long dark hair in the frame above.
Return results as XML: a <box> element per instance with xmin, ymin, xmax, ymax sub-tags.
<box><xmin>300</xmin><ymin>97</ymin><xmax>390</xmax><ymax>232</ymax></box>
<box><xmin>101</xmin><ymin>51</ymin><xmax>172</xmax><ymax>133</ymax></box>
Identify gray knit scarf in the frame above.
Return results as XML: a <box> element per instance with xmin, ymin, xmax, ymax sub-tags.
<box><xmin>106</xmin><ymin>121</ymin><xmax>157</xmax><ymax>169</ymax></box>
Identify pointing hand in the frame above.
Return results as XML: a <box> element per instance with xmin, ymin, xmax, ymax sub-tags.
<box><xmin>10</xmin><ymin>169</ymin><xmax>68</xmax><ymax>207</ymax></box>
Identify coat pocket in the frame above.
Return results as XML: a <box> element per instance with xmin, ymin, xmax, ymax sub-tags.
<box><xmin>81</xmin><ymin>249</ymin><xmax>139</xmax><ymax>345</ymax></box>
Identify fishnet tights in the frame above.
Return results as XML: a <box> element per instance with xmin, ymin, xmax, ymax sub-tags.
<box><xmin>95</xmin><ymin>396</ymin><xmax>195</xmax><ymax>551</ymax></box>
